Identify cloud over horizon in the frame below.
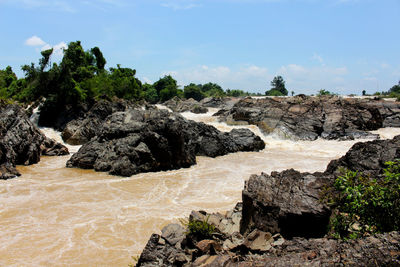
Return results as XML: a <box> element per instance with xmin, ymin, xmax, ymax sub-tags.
<box><xmin>24</xmin><ymin>35</ymin><xmax>67</xmax><ymax>58</ymax></box>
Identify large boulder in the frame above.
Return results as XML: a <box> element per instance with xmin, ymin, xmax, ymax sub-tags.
<box><xmin>240</xmin><ymin>169</ymin><xmax>331</xmax><ymax>238</ymax></box>
<box><xmin>0</xmin><ymin>102</ymin><xmax>69</xmax><ymax>179</ymax></box>
<box><xmin>218</xmin><ymin>96</ymin><xmax>400</xmax><ymax>140</ymax></box>
<box><xmin>66</xmin><ymin>109</ymin><xmax>265</xmax><ymax>176</ymax></box>
<box><xmin>61</xmin><ymin>99</ymin><xmax>130</xmax><ymax>145</ymax></box>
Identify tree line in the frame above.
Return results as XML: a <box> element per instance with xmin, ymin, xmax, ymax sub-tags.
<box><xmin>0</xmin><ymin>41</ymin><xmax>263</xmax><ymax>108</ymax></box>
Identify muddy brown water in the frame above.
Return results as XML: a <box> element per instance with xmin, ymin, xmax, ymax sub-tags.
<box><xmin>1</xmin><ymin>108</ymin><xmax>399</xmax><ymax>266</ymax></box>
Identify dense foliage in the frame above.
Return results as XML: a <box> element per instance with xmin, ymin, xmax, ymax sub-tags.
<box><xmin>323</xmin><ymin>161</ymin><xmax>400</xmax><ymax>239</ymax></box>
<box><xmin>0</xmin><ymin>40</ymin><xmax>263</xmax><ymax>112</ymax></box>
<box><xmin>265</xmin><ymin>76</ymin><xmax>288</xmax><ymax>96</ymax></box>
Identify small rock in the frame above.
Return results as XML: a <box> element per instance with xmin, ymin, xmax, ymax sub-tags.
<box><xmin>161</xmin><ymin>224</ymin><xmax>186</xmax><ymax>246</ymax></box>
<box><xmin>196</xmin><ymin>240</ymin><xmax>222</xmax><ymax>254</ymax></box>
<box><xmin>243</xmin><ymin>229</ymin><xmax>273</xmax><ymax>252</ymax></box>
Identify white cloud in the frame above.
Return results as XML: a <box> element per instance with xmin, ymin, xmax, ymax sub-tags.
<box><xmin>277</xmin><ymin>64</ymin><xmax>349</xmax><ymax>94</ymax></box>
<box><xmin>25</xmin><ymin>35</ymin><xmax>46</xmax><ymax>46</ymax></box>
<box><xmin>25</xmin><ymin>35</ymin><xmax>67</xmax><ymax>60</ymax></box>
<box><xmin>52</xmin><ymin>41</ymin><xmax>67</xmax><ymax>56</ymax></box>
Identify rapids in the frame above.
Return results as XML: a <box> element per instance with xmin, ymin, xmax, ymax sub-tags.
<box><xmin>1</xmin><ymin>107</ymin><xmax>399</xmax><ymax>266</ymax></box>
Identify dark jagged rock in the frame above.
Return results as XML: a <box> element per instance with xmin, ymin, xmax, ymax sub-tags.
<box><xmin>326</xmin><ymin>135</ymin><xmax>400</xmax><ymax>176</ymax></box>
<box><xmin>66</xmin><ymin>109</ymin><xmax>265</xmax><ymax>176</ymax></box>
<box><xmin>61</xmin><ymin>100</ymin><xmax>130</xmax><ymax>145</ymax></box>
<box><xmin>0</xmin><ymin>103</ymin><xmax>69</xmax><ymax>179</ymax></box>
<box><xmin>38</xmin><ymin>101</ymin><xmax>91</xmax><ymax>131</ymax></box>
<box><xmin>163</xmin><ymin>97</ymin><xmax>208</xmax><ymax>114</ymax></box>
<box><xmin>240</xmin><ymin>169</ymin><xmax>331</xmax><ymax>238</ymax></box>
<box><xmin>200</xmin><ymin>97</ymin><xmax>241</xmax><ymax>110</ymax></box>
<box><xmin>240</xmin><ymin>136</ymin><xmax>400</xmax><ymax>239</ymax></box>
<box><xmin>218</xmin><ymin>96</ymin><xmax>400</xmax><ymax>140</ymax></box>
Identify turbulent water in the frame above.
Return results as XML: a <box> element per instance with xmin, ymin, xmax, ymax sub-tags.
<box><xmin>1</xmin><ymin>108</ymin><xmax>399</xmax><ymax>266</ymax></box>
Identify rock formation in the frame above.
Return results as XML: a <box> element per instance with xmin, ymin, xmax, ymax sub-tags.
<box><xmin>163</xmin><ymin>97</ymin><xmax>208</xmax><ymax>114</ymax></box>
<box><xmin>0</xmin><ymin>102</ymin><xmax>69</xmax><ymax>179</ymax></box>
<box><xmin>137</xmin><ymin>135</ymin><xmax>400</xmax><ymax>266</ymax></box>
<box><xmin>66</xmin><ymin>108</ymin><xmax>265</xmax><ymax>176</ymax></box>
<box><xmin>218</xmin><ymin>96</ymin><xmax>400</xmax><ymax>140</ymax></box>
<box><xmin>61</xmin><ymin>99</ymin><xmax>130</xmax><ymax>145</ymax></box>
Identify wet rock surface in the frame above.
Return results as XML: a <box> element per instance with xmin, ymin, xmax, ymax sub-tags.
<box><xmin>137</xmin><ymin>136</ymin><xmax>400</xmax><ymax>266</ymax></box>
<box><xmin>218</xmin><ymin>96</ymin><xmax>400</xmax><ymax>140</ymax></box>
<box><xmin>163</xmin><ymin>97</ymin><xmax>208</xmax><ymax>113</ymax></box>
<box><xmin>61</xmin><ymin>99</ymin><xmax>138</xmax><ymax>145</ymax></box>
<box><xmin>0</xmin><ymin>103</ymin><xmax>69</xmax><ymax>179</ymax></box>
<box><xmin>66</xmin><ymin>108</ymin><xmax>265</xmax><ymax>176</ymax></box>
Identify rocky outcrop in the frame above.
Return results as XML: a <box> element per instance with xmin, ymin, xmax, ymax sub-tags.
<box><xmin>189</xmin><ymin>231</ymin><xmax>400</xmax><ymax>266</ymax></box>
<box><xmin>138</xmin><ymin>208</ymin><xmax>400</xmax><ymax>266</ymax></box>
<box><xmin>240</xmin><ymin>135</ymin><xmax>400</xmax><ymax>240</ymax></box>
<box><xmin>240</xmin><ymin>170</ymin><xmax>332</xmax><ymax>238</ymax></box>
<box><xmin>326</xmin><ymin>135</ymin><xmax>400</xmax><ymax>176</ymax></box>
<box><xmin>137</xmin><ymin>136</ymin><xmax>400</xmax><ymax>266</ymax></box>
<box><xmin>0</xmin><ymin>103</ymin><xmax>69</xmax><ymax>179</ymax></box>
<box><xmin>200</xmin><ymin>97</ymin><xmax>240</xmax><ymax>109</ymax></box>
<box><xmin>66</xmin><ymin>109</ymin><xmax>265</xmax><ymax>176</ymax></box>
<box><xmin>218</xmin><ymin>96</ymin><xmax>400</xmax><ymax>140</ymax></box>
<box><xmin>61</xmin><ymin>100</ymin><xmax>130</xmax><ymax>145</ymax></box>
<box><xmin>163</xmin><ymin>97</ymin><xmax>208</xmax><ymax>114</ymax></box>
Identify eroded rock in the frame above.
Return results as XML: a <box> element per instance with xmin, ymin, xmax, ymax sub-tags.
<box><xmin>67</xmin><ymin>109</ymin><xmax>265</xmax><ymax>176</ymax></box>
<box><xmin>0</xmin><ymin>103</ymin><xmax>69</xmax><ymax>179</ymax></box>
<box><xmin>240</xmin><ymin>169</ymin><xmax>331</xmax><ymax>238</ymax></box>
<box><xmin>218</xmin><ymin>96</ymin><xmax>400</xmax><ymax>140</ymax></box>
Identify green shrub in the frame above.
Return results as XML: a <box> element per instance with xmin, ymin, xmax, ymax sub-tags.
<box><xmin>323</xmin><ymin>160</ymin><xmax>400</xmax><ymax>239</ymax></box>
<box><xmin>180</xmin><ymin>215</ymin><xmax>215</xmax><ymax>240</ymax></box>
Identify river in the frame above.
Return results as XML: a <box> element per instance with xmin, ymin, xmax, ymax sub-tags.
<box><xmin>0</xmin><ymin>108</ymin><xmax>399</xmax><ymax>266</ymax></box>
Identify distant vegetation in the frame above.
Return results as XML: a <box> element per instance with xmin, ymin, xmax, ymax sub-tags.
<box><xmin>265</xmin><ymin>75</ymin><xmax>288</xmax><ymax>96</ymax></box>
<box><xmin>1</xmin><ymin>40</ymin><xmax>398</xmax><ymax>110</ymax></box>
<box><xmin>0</xmin><ymin>41</ymin><xmax>263</xmax><ymax>109</ymax></box>
<box><xmin>317</xmin><ymin>89</ymin><xmax>337</xmax><ymax>96</ymax></box>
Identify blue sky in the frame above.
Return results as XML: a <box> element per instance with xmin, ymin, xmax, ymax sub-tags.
<box><xmin>0</xmin><ymin>0</ymin><xmax>399</xmax><ymax>95</ymax></box>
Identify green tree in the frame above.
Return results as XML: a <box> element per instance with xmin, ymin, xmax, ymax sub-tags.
<box><xmin>153</xmin><ymin>75</ymin><xmax>181</xmax><ymax>102</ymax></box>
<box><xmin>266</xmin><ymin>89</ymin><xmax>285</xmax><ymax>96</ymax></box>
<box><xmin>143</xmin><ymin>83</ymin><xmax>159</xmax><ymax>103</ymax></box>
<box><xmin>389</xmin><ymin>81</ymin><xmax>400</xmax><ymax>94</ymax></box>
<box><xmin>90</xmin><ymin>46</ymin><xmax>106</xmax><ymax>72</ymax></box>
<box><xmin>266</xmin><ymin>76</ymin><xmax>288</xmax><ymax>96</ymax></box>
<box><xmin>201</xmin><ymin>82</ymin><xmax>225</xmax><ymax>97</ymax></box>
<box><xmin>317</xmin><ymin>89</ymin><xmax>336</xmax><ymax>96</ymax></box>
<box><xmin>183</xmin><ymin>83</ymin><xmax>205</xmax><ymax>101</ymax></box>
<box><xmin>0</xmin><ymin>66</ymin><xmax>18</xmax><ymax>98</ymax></box>
<box><xmin>109</xmin><ymin>65</ymin><xmax>142</xmax><ymax>99</ymax></box>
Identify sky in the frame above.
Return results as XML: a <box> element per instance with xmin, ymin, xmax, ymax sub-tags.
<box><xmin>0</xmin><ymin>0</ymin><xmax>399</xmax><ymax>95</ymax></box>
